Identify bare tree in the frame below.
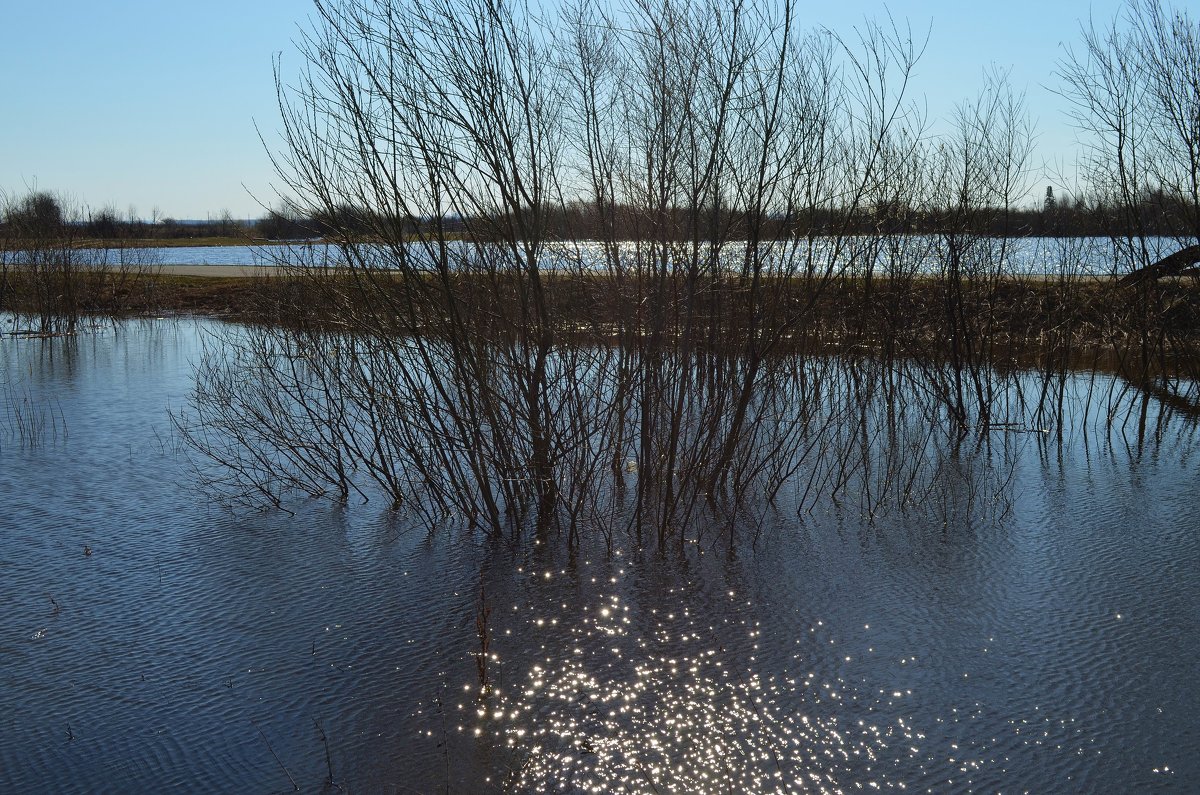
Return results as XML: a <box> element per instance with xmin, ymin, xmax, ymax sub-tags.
<box><xmin>1</xmin><ymin>190</ymin><xmax>86</xmax><ymax>335</ymax></box>
<box><xmin>179</xmin><ymin>0</ymin><xmax>1087</xmax><ymax>546</ymax></box>
<box><xmin>1059</xmin><ymin>0</ymin><xmax>1200</xmax><ymax>383</ymax></box>
<box><xmin>1</xmin><ymin>190</ymin><xmax>163</xmax><ymax>333</ymax></box>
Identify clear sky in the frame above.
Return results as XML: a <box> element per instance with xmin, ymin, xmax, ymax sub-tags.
<box><xmin>0</xmin><ymin>0</ymin><xmax>1132</xmax><ymax>220</ymax></box>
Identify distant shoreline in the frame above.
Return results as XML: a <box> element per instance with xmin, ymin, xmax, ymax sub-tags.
<box><xmin>147</xmin><ymin>263</ymin><xmax>1119</xmax><ymax>282</ymax></box>
<box><xmin>0</xmin><ymin>237</ymin><xmax>310</xmax><ymax>252</ymax></box>
<box><xmin>72</xmin><ymin>236</ymin><xmax>306</xmax><ymax>249</ymax></box>
<box><xmin>14</xmin><ymin>230</ymin><xmax>1190</xmax><ymax>253</ymax></box>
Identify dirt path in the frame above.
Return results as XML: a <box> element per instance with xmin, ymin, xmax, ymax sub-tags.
<box><xmin>155</xmin><ymin>264</ymin><xmax>276</xmax><ymax>278</ymax></box>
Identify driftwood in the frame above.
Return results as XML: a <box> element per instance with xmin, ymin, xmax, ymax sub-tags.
<box><xmin>1119</xmin><ymin>244</ymin><xmax>1200</xmax><ymax>286</ymax></box>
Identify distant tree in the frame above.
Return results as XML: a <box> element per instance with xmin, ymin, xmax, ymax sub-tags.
<box><xmin>1043</xmin><ymin>186</ymin><xmax>1057</xmax><ymax>213</ymax></box>
<box><xmin>211</xmin><ymin>210</ymin><xmax>239</xmax><ymax>237</ymax></box>
<box><xmin>85</xmin><ymin>206</ymin><xmax>122</xmax><ymax>238</ymax></box>
<box><xmin>255</xmin><ymin>204</ymin><xmax>313</xmax><ymax>240</ymax></box>
<box><xmin>4</xmin><ymin>191</ymin><xmax>65</xmax><ymax>236</ymax></box>
<box><xmin>158</xmin><ymin>217</ymin><xmax>179</xmax><ymax>237</ymax></box>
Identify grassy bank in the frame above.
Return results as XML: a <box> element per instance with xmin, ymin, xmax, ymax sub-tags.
<box><xmin>5</xmin><ymin>264</ymin><xmax>1199</xmax><ymax>389</ymax></box>
<box><xmin>6</xmin><ymin>266</ymin><xmax>1199</xmax><ymax>346</ymax></box>
<box><xmin>73</xmin><ymin>236</ymin><xmax>284</xmax><ymax>249</ymax></box>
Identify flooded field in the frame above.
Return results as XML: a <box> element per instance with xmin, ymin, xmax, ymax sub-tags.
<box><xmin>1</xmin><ymin>317</ymin><xmax>1198</xmax><ymax>792</ymax></box>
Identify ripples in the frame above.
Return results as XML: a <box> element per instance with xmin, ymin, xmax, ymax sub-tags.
<box><xmin>0</xmin><ymin>321</ymin><xmax>483</xmax><ymax>791</ymax></box>
<box><xmin>2</xmin><ymin>318</ymin><xmax>1200</xmax><ymax>791</ymax></box>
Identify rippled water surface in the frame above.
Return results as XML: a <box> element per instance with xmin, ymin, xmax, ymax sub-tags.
<box><xmin>113</xmin><ymin>235</ymin><xmax>1184</xmax><ymax>275</ymax></box>
<box><xmin>1</xmin><ymin>317</ymin><xmax>1198</xmax><ymax>792</ymax></box>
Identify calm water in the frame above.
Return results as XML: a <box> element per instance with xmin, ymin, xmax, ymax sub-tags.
<box><xmin>115</xmin><ymin>235</ymin><xmax>1186</xmax><ymax>275</ymax></box>
<box><xmin>1</xmin><ymin>317</ymin><xmax>1198</xmax><ymax>792</ymax></box>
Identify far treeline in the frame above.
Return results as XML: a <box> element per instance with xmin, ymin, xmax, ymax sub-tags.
<box><xmin>1</xmin><ymin>187</ymin><xmax>1198</xmax><ymax>243</ymax></box>
<box><xmin>0</xmin><ymin>193</ymin><xmax>310</xmax><ymax>243</ymax></box>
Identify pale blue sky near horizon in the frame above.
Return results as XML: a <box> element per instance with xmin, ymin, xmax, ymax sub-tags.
<box><xmin>0</xmin><ymin>0</ymin><xmax>1136</xmax><ymax>220</ymax></box>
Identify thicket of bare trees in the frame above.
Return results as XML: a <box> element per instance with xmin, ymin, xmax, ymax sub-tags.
<box><xmin>177</xmin><ymin>0</ymin><xmax>1200</xmax><ymax>545</ymax></box>
<box><xmin>1</xmin><ymin>191</ymin><xmax>164</xmax><ymax>335</ymax></box>
<box><xmin>1060</xmin><ymin>0</ymin><xmax>1200</xmax><ymax>381</ymax></box>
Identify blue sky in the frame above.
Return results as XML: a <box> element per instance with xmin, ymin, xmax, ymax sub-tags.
<box><xmin>0</xmin><ymin>0</ymin><xmax>1130</xmax><ymax>220</ymax></box>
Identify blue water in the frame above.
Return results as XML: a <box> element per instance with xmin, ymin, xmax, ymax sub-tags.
<box><xmin>1</xmin><ymin>317</ymin><xmax>1198</xmax><ymax>792</ymax></box>
<box><xmin>98</xmin><ymin>235</ymin><xmax>1186</xmax><ymax>276</ymax></box>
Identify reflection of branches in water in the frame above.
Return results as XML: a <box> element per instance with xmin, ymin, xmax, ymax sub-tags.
<box><xmin>171</xmin><ymin>313</ymin><xmax>1200</xmax><ymax>546</ymax></box>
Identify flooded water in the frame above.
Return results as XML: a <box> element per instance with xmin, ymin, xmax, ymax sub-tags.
<box><xmin>1</xmin><ymin>317</ymin><xmax>1198</xmax><ymax>792</ymax></box>
<box><xmin>129</xmin><ymin>245</ymin><xmax>278</xmax><ymax>267</ymax></box>
<box><xmin>110</xmin><ymin>235</ymin><xmax>1185</xmax><ymax>276</ymax></box>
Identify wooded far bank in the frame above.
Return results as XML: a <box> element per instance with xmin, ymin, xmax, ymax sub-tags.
<box><xmin>3</xmin><ymin>188</ymin><xmax>1199</xmax><ymax>244</ymax></box>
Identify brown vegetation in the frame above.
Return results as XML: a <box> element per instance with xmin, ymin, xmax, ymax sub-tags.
<box><xmin>5</xmin><ymin>0</ymin><xmax>1198</xmax><ymax>548</ymax></box>
<box><xmin>163</xmin><ymin>0</ymin><xmax>1200</xmax><ymax>547</ymax></box>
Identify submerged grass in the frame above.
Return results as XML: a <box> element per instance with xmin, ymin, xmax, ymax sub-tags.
<box><xmin>0</xmin><ymin>381</ymin><xmax>67</xmax><ymax>450</ymax></box>
<box><xmin>115</xmin><ymin>267</ymin><xmax>1200</xmax><ymax>363</ymax></box>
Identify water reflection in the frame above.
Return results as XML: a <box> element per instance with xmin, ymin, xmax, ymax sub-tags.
<box><xmin>1</xmin><ymin>317</ymin><xmax>1197</xmax><ymax>792</ymax></box>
